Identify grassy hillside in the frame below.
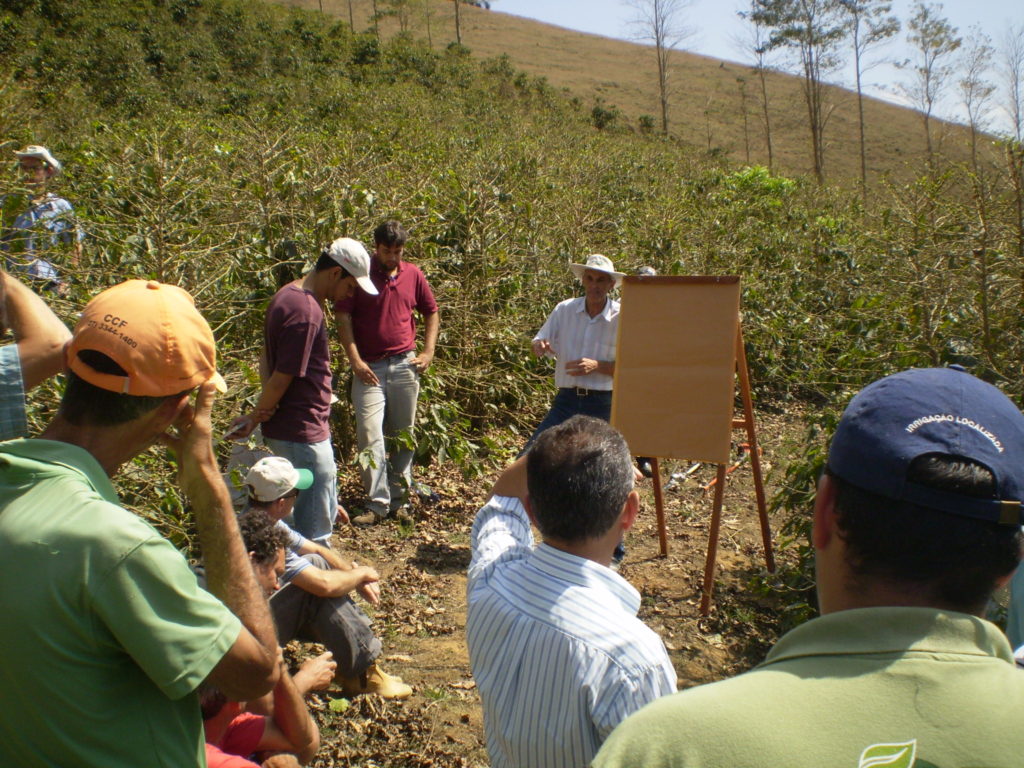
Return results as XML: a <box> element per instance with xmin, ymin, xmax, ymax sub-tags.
<box><xmin>281</xmin><ymin>0</ymin><xmax>976</xmax><ymax>185</ymax></box>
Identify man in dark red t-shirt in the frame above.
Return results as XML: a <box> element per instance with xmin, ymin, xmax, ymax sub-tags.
<box><xmin>228</xmin><ymin>238</ymin><xmax>377</xmax><ymax>542</ymax></box>
<box><xmin>335</xmin><ymin>221</ymin><xmax>439</xmax><ymax>526</ymax></box>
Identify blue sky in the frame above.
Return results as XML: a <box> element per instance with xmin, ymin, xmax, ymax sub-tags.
<box><xmin>496</xmin><ymin>0</ymin><xmax>1023</xmax><ymax>132</ymax></box>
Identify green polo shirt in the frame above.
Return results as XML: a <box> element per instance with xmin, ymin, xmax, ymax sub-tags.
<box><xmin>594</xmin><ymin>607</ymin><xmax>1024</xmax><ymax>768</ymax></box>
<box><xmin>0</xmin><ymin>439</ymin><xmax>242</xmax><ymax>767</ymax></box>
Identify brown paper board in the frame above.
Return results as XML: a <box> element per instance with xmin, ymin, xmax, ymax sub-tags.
<box><xmin>610</xmin><ymin>276</ymin><xmax>740</xmax><ymax>464</ymax></box>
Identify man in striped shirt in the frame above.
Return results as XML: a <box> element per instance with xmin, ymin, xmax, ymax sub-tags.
<box><xmin>467</xmin><ymin>415</ymin><xmax>677</xmax><ymax>768</ymax></box>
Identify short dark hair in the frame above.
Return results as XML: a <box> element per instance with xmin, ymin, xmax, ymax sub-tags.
<box><xmin>373</xmin><ymin>220</ymin><xmax>408</xmax><ymax>248</ymax></box>
<box><xmin>526</xmin><ymin>415</ymin><xmax>634</xmax><ymax>543</ymax></box>
<box><xmin>237</xmin><ymin>508</ymin><xmax>289</xmax><ymax>566</ymax></box>
<box><xmin>314</xmin><ymin>248</ymin><xmax>353</xmax><ymax>276</ymax></box>
<box><xmin>197</xmin><ymin>681</ymin><xmax>227</xmax><ymax>721</ymax></box>
<box><xmin>60</xmin><ymin>350</ymin><xmax>187</xmax><ymax>427</ymax></box>
<box><xmin>828</xmin><ymin>453</ymin><xmax>1022</xmax><ymax>612</ymax></box>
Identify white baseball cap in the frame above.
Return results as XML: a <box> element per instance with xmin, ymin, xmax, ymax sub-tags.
<box><xmin>327</xmin><ymin>237</ymin><xmax>378</xmax><ymax>295</ymax></box>
<box><xmin>14</xmin><ymin>145</ymin><xmax>62</xmax><ymax>175</ymax></box>
<box><xmin>245</xmin><ymin>456</ymin><xmax>314</xmax><ymax>502</ymax></box>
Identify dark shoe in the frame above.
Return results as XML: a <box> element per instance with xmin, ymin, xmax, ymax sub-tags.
<box><xmin>636</xmin><ymin>458</ymin><xmax>654</xmax><ymax>478</ymax></box>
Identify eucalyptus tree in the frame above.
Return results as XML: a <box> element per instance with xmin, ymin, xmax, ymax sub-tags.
<box><xmin>1003</xmin><ymin>23</ymin><xmax>1024</xmax><ymax>142</ymax></box>
<box><xmin>625</xmin><ymin>0</ymin><xmax>696</xmax><ymax>136</ymax></box>
<box><xmin>900</xmin><ymin>2</ymin><xmax>961</xmax><ymax>167</ymax></box>
<box><xmin>749</xmin><ymin>0</ymin><xmax>847</xmax><ymax>184</ymax></box>
<box><xmin>837</xmin><ymin>0</ymin><xmax>899</xmax><ymax>198</ymax></box>
<box><xmin>958</xmin><ymin>27</ymin><xmax>995</xmax><ymax>171</ymax></box>
<box><xmin>738</xmin><ymin>0</ymin><xmax>778</xmax><ymax>172</ymax></box>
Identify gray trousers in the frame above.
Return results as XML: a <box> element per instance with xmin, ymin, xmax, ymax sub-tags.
<box><xmin>270</xmin><ymin>554</ymin><xmax>381</xmax><ymax>676</ymax></box>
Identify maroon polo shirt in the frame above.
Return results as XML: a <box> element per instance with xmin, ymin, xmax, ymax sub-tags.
<box><xmin>261</xmin><ymin>284</ymin><xmax>332</xmax><ymax>443</ymax></box>
<box><xmin>334</xmin><ymin>258</ymin><xmax>438</xmax><ymax>362</ymax></box>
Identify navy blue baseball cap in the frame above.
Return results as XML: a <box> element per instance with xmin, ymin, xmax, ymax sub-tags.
<box><xmin>828</xmin><ymin>367</ymin><xmax>1024</xmax><ymax>526</ymax></box>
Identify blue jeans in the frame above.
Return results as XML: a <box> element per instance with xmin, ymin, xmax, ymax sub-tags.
<box><xmin>524</xmin><ymin>387</ymin><xmax>613</xmax><ymax>452</ymax></box>
<box><xmin>351</xmin><ymin>351</ymin><xmax>420</xmax><ymax>516</ymax></box>
<box><xmin>264</xmin><ymin>437</ymin><xmax>338</xmax><ymax>543</ymax></box>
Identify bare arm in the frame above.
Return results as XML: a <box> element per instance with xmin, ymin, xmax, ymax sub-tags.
<box><xmin>255</xmin><ymin>655</ymin><xmax>320</xmax><ymax>764</ymax></box>
<box><xmin>335</xmin><ymin>311</ymin><xmax>377</xmax><ymax>386</ymax></box>
<box><xmin>296</xmin><ymin>538</ymin><xmax>350</xmax><ymax>571</ymax></box>
<box><xmin>1</xmin><ymin>271</ymin><xmax>70</xmax><ymax>390</ymax></box>
<box><xmin>290</xmin><ymin>562</ymin><xmax>380</xmax><ymax>603</ymax></box>
<box><xmin>295</xmin><ymin>540</ymin><xmax>381</xmax><ymax>605</ymax></box>
<box><xmin>226</xmin><ymin>370</ymin><xmax>294</xmax><ymax>440</ymax></box>
<box><xmin>410</xmin><ymin>311</ymin><xmax>439</xmax><ymax>373</ymax></box>
<box><xmin>164</xmin><ymin>383</ymin><xmax>279</xmax><ymax>701</ymax></box>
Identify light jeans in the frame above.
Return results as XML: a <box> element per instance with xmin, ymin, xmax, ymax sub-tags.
<box><xmin>351</xmin><ymin>350</ymin><xmax>420</xmax><ymax>516</ymax></box>
<box><xmin>264</xmin><ymin>437</ymin><xmax>338</xmax><ymax>543</ymax></box>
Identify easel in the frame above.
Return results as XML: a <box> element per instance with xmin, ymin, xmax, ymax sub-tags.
<box><xmin>647</xmin><ymin>325</ymin><xmax>775</xmax><ymax>615</ymax></box>
<box><xmin>611</xmin><ymin>276</ymin><xmax>775</xmax><ymax>616</ymax></box>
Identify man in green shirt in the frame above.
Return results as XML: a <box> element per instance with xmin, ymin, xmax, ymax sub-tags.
<box><xmin>595</xmin><ymin>366</ymin><xmax>1024</xmax><ymax>768</ymax></box>
<box><xmin>0</xmin><ymin>280</ymin><xmax>281</xmax><ymax>766</ymax></box>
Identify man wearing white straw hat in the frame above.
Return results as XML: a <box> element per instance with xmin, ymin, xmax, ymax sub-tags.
<box><xmin>1</xmin><ymin>145</ymin><xmax>83</xmax><ymax>293</ymax></box>
<box><xmin>525</xmin><ymin>254</ymin><xmax>625</xmax><ymax>449</ymax></box>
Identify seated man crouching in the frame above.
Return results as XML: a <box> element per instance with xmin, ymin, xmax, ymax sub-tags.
<box><xmin>243</xmin><ymin>456</ymin><xmax>411</xmax><ymax>699</ymax></box>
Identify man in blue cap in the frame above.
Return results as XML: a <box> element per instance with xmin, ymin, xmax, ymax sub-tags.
<box><xmin>595</xmin><ymin>366</ymin><xmax>1024</xmax><ymax>768</ymax></box>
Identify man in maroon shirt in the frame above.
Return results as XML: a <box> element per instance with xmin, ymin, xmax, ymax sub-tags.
<box><xmin>335</xmin><ymin>221</ymin><xmax>439</xmax><ymax>526</ymax></box>
<box><xmin>228</xmin><ymin>238</ymin><xmax>377</xmax><ymax>543</ymax></box>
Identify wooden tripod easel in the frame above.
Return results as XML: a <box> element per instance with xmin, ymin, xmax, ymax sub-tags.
<box><xmin>647</xmin><ymin>325</ymin><xmax>775</xmax><ymax>615</ymax></box>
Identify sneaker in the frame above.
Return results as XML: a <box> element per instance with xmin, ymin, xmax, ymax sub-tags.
<box><xmin>352</xmin><ymin>509</ymin><xmax>385</xmax><ymax>527</ymax></box>
<box><xmin>339</xmin><ymin>662</ymin><xmax>412</xmax><ymax>700</ymax></box>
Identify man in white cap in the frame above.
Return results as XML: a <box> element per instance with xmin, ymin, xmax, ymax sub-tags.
<box><xmin>525</xmin><ymin>253</ymin><xmax>625</xmax><ymax>449</ymax></box>
<box><xmin>242</xmin><ymin>456</ymin><xmax>412</xmax><ymax>699</ymax></box>
<box><xmin>1</xmin><ymin>145</ymin><xmax>83</xmax><ymax>291</ymax></box>
<box><xmin>229</xmin><ymin>238</ymin><xmax>378</xmax><ymax>544</ymax></box>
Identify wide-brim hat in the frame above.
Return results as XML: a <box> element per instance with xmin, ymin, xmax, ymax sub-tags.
<box><xmin>14</xmin><ymin>145</ymin><xmax>62</xmax><ymax>175</ymax></box>
<box><xmin>569</xmin><ymin>254</ymin><xmax>625</xmax><ymax>288</ymax></box>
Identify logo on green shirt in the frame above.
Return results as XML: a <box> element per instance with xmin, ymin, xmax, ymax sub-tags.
<box><xmin>859</xmin><ymin>740</ymin><xmax>917</xmax><ymax>768</ymax></box>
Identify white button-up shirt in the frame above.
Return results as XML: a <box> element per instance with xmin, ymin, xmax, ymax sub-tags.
<box><xmin>467</xmin><ymin>495</ymin><xmax>677</xmax><ymax>768</ymax></box>
<box><xmin>534</xmin><ymin>296</ymin><xmax>620</xmax><ymax>390</ymax></box>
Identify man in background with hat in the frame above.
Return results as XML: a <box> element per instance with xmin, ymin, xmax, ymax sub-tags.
<box><xmin>335</xmin><ymin>220</ymin><xmax>439</xmax><ymax>527</ymax></box>
<box><xmin>229</xmin><ymin>237</ymin><xmax>378</xmax><ymax>544</ymax></box>
<box><xmin>0</xmin><ymin>280</ymin><xmax>281</xmax><ymax>766</ymax></box>
<box><xmin>594</xmin><ymin>366</ymin><xmax>1024</xmax><ymax>768</ymax></box>
<box><xmin>1</xmin><ymin>145</ymin><xmax>83</xmax><ymax>292</ymax></box>
<box><xmin>241</xmin><ymin>455</ymin><xmax>411</xmax><ymax>698</ymax></box>
<box><xmin>525</xmin><ymin>253</ymin><xmax>625</xmax><ymax>450</ymax></box>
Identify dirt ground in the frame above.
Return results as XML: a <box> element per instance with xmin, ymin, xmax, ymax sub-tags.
<box><xmin>299</xmin><ymin>406</ymin><xmax>809</xmax><ymax>767</ymax></box>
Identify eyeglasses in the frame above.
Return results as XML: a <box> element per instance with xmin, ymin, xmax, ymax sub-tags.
<box><xmin>282</xmin><ymin>489</ymin><xmax>300</xmax><ymax>499</ymax></box>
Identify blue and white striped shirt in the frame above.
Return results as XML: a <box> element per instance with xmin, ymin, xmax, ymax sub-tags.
<box><xmin>535</xmin><ymin>296</ymin><xmax>620</xmax><ymax>391</ymax></box>
<box><xmin>467</xmin><ymin>495</ymin><xmax>677</xmax><ymax>768</ymax></box>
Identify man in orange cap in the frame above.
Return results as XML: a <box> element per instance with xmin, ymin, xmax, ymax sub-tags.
<box><xmin>0</xmin><ymin>280</ymin><xmax>280</xmax><ymax>767</ymax></box>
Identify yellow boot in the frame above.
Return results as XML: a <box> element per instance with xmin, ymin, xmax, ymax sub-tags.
<box><xmin>340</xmin><ymin>662</ymin><xmax>412</xmax><ymax>700</ymax></box>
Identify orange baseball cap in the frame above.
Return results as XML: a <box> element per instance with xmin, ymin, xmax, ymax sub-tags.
<box><xmin>68</xmin><ymin>280</ymin><xmax>227</xmax><ymax>396</ymax></box>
